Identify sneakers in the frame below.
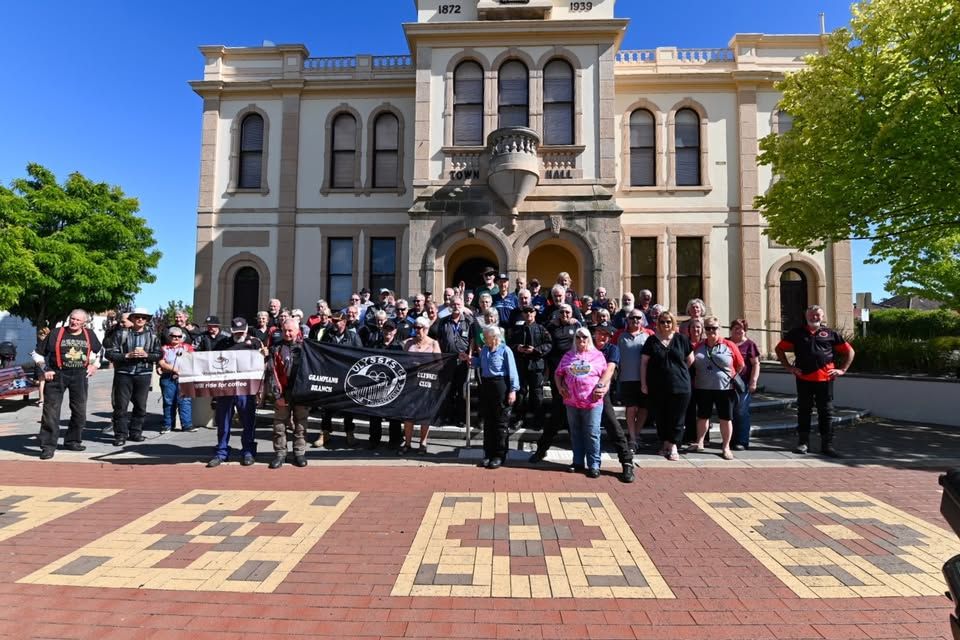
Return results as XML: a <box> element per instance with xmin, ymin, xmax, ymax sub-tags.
<box><xmin>159</xmin><ymin>428</ymin><xmax>170</xmax><ymax>435</ymax></box>
<box><xmin>241</xmin><ymin>453</ymin><xmax>256</xmax><ymax>466</ymax></box>
<box><xmin>39</xmin><ymin>448</ymin><xmax>55</xmax><ymax>460</ymax></box>
<box><xmin>619</xmin><ymin>463</ymin><xmax>635</xmax><ymax>484</ymax></box>
<box><xmin>269</xmin><ymin>454</ymin><xmax>285</xmax><ymax>469</ymax></box>
<box><xmin>793</xmin><ymin>443</ymin><xmax>809</xmax><ymax>455</ymax></box>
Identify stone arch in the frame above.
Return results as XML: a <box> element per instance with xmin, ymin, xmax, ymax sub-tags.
<box><xmin>666</xmin><ymin>97</ymin><xmax>711</xmax><ymax>189</ymax></box>
<box><xmin>491</xmin><ymin>47</ymin><xmax>536</xmax><ymax>72</ymax></box>
<box><xmin>765</xmin><ymin>253</ymin><xmax>828</xmax><ymax>335</ymax></box>
<box><xmin>227</xmin><ymin>104</ymin><xmax>271</xmax><ymax>195</ymax></box>
<box><xmin>364</xmin><ymin>103</ymin><xmax>406</xmax><ymax>194</ymax></box>
<box><xmin>516</xmin><ymin>227</ymin><xmax>596</xmax><ymax>294</ymax></box>
<box><xmin>217</xmin><ymin>251</ymin><xmax>272</xmax><ymax>321</ymax></box>
<box><xmin>321</xmin><ymin>103</ymin><xmax>363</xmax><ymax>193</ymax></box>
<box><xmin>534</xmin><ymin>46</ymin><xmax>584</xmax><ymax>71</ymax></box>
<box><xmin>422</xmin><ymin>222</ymin><xmax>513</xmax><ymax>292</ymax></box>
<box><xmin>620</xmin><ymin>97</ymin><xmax>665</xmax><ymax>188</ymax></box>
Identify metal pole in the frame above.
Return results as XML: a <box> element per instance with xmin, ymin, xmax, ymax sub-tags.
<box><xmin>464</xmin><ymin>363</ymin><xmax>472</xmax><ymax>448</ymax></box>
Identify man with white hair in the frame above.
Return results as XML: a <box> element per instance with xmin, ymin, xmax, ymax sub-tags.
<box><xmin>612</xmin><ymin>292</ymin><xmax>635</xmax><ymax>330</ymax></box>
<box><xmin>435</xmin><ymin>295</ymin><xmax>475</xmax><ymax>426</ymax></box>
<box><xmin>266</xmin><ymin>318</ymin><xmax>308</xmax><ymax>469</ymax></box>
<box><xmin>267</xmin><ymin>298</ymin><xmax>282</xmax><ymax>328</ymax></box>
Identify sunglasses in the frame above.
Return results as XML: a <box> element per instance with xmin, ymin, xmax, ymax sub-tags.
<box><xmin>575</xmin><ymin>335</ymin><xmax>590</xmax><ymax>340</ymax></box>
<box><xmin>658</xmin><ymin>319</ymin><xmax>673</xmax><ymax>325</ymax></box>
<box><xmin>169</xmin><ymin>334</ymin><xmax>183</xmax><ymax>339</ymax></box>
<box><xmin>628</xmin><ymin>316</ymin><xmax>643</xmax><ymax>321</ymax></box>
<box><xmin>704</xmin><ymin>326</ymin><xmax>719</xmax><ymax>332</ymax></box>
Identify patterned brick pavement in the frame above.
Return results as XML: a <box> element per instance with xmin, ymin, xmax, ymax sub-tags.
<box><xmin>0</xmin><ymin>460</ymin><xmax>954</xmax><ymax>639</ymax></box>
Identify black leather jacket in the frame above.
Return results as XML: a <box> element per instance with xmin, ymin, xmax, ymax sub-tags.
<box><xmin>105</xmin><ymin>329</ymin><xmax>162</xmax><ymax>375</ymax></box>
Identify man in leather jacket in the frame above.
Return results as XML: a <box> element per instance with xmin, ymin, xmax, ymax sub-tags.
<box><xmin>104</xmin><ymin>307</ymin><xmax>162</xmax><ymax>446</ymax></box>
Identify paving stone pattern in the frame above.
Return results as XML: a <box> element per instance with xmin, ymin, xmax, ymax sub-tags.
<box><xmin>0</xmin><ymin>485</ymin><xmax>117</xmax><ymax>543</ymax></box>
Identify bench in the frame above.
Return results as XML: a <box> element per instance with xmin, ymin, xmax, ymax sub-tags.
<box><xmin>0</xmin><ymin>366</ymin><xmax>39</xmax><ymax>401</ymax></box>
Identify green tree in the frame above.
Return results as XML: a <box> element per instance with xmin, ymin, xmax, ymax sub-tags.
<box><xmin>756</xmin><ymin>0</ymin><xmax>960</xmax><ymax>306</ymax></box>
<box><xmin>884</xmin><ymin>234</ymin><xmax>960</xmax><ymax>310</ymax></box>
<box><xmin>157</xmin><ymin>299</ymin><xmax>194</xmax><ymax>325</ymax></box>
<box><xmin>0</xmin><ymin>163</ymin><xmax>161</xmax><ymax>328</ymax></box>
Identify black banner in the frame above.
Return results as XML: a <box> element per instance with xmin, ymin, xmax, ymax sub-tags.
<box><xmin>291</xmin><ymin>341</ymin><xmax>460</xmax><ymax>422</ymax></box>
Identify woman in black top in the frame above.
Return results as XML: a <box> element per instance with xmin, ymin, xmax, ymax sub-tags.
<box><xmin>640</xmin><ymin>311</ymin><xmax>694</xmax><ymax>461</ymax></box>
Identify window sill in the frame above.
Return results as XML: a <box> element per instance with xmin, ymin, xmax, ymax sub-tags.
<box><xmin>226</xmin><ymin>187</ymin><xmax>270</xmax><ymax>196</ymax></box>
<box><xmin>320</xmin><ymin>188</ymin><xmax>362</xmax><ymax>196</ymax></box>
<box><xmin>363</xmin><ymin>187</ymin><xmax>407</xmax><ymax>196</ymax></box>
<box><xmin>539</xmin><ymin>144</ymin><xmax>586</xmax><ymax>155</ymax></box>
<box><xmin>621</xmin><ymin>185</ymin><xmax>713</xmax><ymax>195</ymax></box>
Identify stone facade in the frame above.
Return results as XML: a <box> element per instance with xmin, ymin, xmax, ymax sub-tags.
<box><xmin>190</xmin><ymin>0</ymin><xmax>854</xmax><ymax>353</ymax></box>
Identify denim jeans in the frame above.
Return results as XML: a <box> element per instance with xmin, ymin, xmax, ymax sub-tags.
<box><xmin>159</xmin><ymin>376</ymin><xmax>192</xmax><ymax>430</ymax></box>
<box><xmin>214</xmin><ymin>395</ymin><xmax>257</xmax><ymax>460</ymax></box>
<box><xmin>565</xmin><ymin>404</ymin><xmax>603</xmax><ymax>471</ymax></box>
<box><xmin>731</xmin><ymin>389</ymin><xmax>752</xmax><ymax>448</ymax></box>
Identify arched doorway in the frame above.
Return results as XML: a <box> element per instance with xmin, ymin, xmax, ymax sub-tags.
<box><xmin>446</xmin><ymin>243</ymin><xmax>498</xmax><ymax>293</ymax></box>
<box><xmin>232</xmin><ymin>266</ymin><xmax>260</xmax><ymax>325</ymax></box>
<box><xmin>779</xmin><ymin>268</ymin><xmax>807</xmax><ymax>334</ymax></box>
<box><xmin>527</xmin><ymin>242</ymin><xmax>581</xmax><ymax>294</ymax></box>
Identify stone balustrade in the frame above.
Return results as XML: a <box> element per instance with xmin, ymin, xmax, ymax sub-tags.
<box><xmin>488</xmin><ymin>128</ymin><xmax>540</xmax><ymax>159</ymax></box>
<box><xmin>615</xmin><ymin>47</ymin><xmax>735</xmax><ymax>65</ymax></box>
<box><xmin>615</xmin><ymin>49</ymin><xmax>655</xmax><ymax>63</ymax></box>
<box><xmin>304</xmin><ymin>54</ymin><xmax>413</xmax><ymax>72</ymax></box>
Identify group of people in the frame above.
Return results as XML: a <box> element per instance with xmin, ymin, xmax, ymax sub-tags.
<box><xmin>32</xmin><ymin>268</ymin><xmax>855</xmax><ymax>476</ymax></box>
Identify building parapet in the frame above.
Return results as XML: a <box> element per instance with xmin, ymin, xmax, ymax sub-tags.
<box><xmin>615</xmin><ymin>48</ymin><xmax>734</xmax><ymax>65</ymax></box>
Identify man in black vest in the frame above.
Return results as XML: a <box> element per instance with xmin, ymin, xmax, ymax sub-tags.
<box><xmin>506</xmin><ymin>305</ymin><xmax>552</xmax><ymax>431</ymax></box>
<box><xmin>36</xmin><ymin>309</ymin><xmax>102</xmax><ymax>459</ymax></box>
<box><xmin>105</xmin><ymin>307</ymin><xmax>162</xmax><ymax>447</ymax></box>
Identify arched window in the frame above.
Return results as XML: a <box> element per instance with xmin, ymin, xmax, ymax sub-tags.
<box><xmin>331</xmin><ymin>113</ymin><xmax>357</xmax><ymax>189</ymax></box>
<box><xmin>373</xmin><ymin>113</ymin><xmax>399</xmax><ymax>188</ymax></box>
<box><xmin>779</xmin><ymin>268</ymin><xmax>808</xmax><ymax>333</ymax></box>
<box><xmin>232</xmin><ymin>266</ymin><xmax>260</xmax><ymax>325</ymax></box>
<box><xmin>675</xmin><ymin>108</ymin><xmax>700</xmax><ymax>186</ymax></box>
<box><xmin>238</xmin><ymin>114</ymin><xmax>264</xmax><ymax>189</ymax></box>
<box><xmin>454</xmin><ymin>61</ymin><xmax>484</xmax><ymax>146</ymax></box>
<box><xmin>778</xmin><ymin>109</ymin><xmax>794</xmax><ymax>134</ymax></box>
<box><xmin>629</xmin><ymin>109</ymin><xmax>655</xmax><ymax>186</ymax></box>
<box><xmin>543</xmin><ymin>59</ymin><xmax>574</xmax><ymax>145</ymax></box>
<box><xmin>498</xmin><ymin>60</ymin><xmax>528</xmax><ymax>128</ymax></box>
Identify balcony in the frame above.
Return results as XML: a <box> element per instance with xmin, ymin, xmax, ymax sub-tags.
<box><xmin>486</xmin><ymin>127</ymin><xmax>540</xmax><ymax>227</ymax></box>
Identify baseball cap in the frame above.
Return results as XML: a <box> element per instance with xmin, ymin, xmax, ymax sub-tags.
<box><xmin>520</xmin><ymin>305</ymin><xmax>536</xmax><ymax>313</ymax></box>
<box><xmin>593</xmin><ymin>322</ymin><xmax>615</xmax><ymax>334</ymax></box>
<box><xmin>230</xmin><ymin>317</ymin><xmax>248</xmax><ymax>333</ymax></box>
<box><xmin>382</xmin><ymin>321</ymin><xmax>397</xmax><ymax>332</ymax></box>
<box><xmin>379</xmin><ymin>288</ymin><xmax>391</xmax><ymax>295</ymax></box>
<box><xmin>359</xmin><ymin>287</ymin><xmax>371</xmax><ymax>295</ymax></box>
<box><xmin>205</xmin><ymin>315</ymin><xmax>221</xmax><ymax>326</ymax></box>
<box><xmin>497</xmin><ymin>273</ymin><xmax>509</xmax><ymax>281</ymax></box>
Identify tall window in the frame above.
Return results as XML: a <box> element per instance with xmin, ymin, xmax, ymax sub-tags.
<box><xmin>369</xmin><ymin>238</ymin><xmax>397</xmax><ymax>294</ymax></box>
<box><xmin>232</xmin><ymin>266</ymin><xmax>259</xmax><ymax>325</ymax></box>
<box><xmin>498</xmin><ymin>60</ymin><xmax>528</xmax><ymax>128</ymax></box>
<box><xmin>629</xmin><ymin>109</ymin><xmax>655</xmax><ymax>186</ymax></box>
<box><xmin>238</xmin><ymin>114</ymin><xmax>264</xmax><ymax>189</ymax></box>
<box><xmin>675</xmin><ymin>108</ymin><xmax>700</xmax><ymax>186</ymax></box>
<box><xmin>327</xmin><ymin>238</ymin><xmax>354</xmax><ymax>309</ymax></box>
<box><xmin>676</xmin><ymin>237</ymin><xmax>703</xmax><ymax>308</ymax></box>
<box><xmin>373</xmin><ymin>113</ymin><xmax>399</xmax><ymax>188</ymax></box>
<box><xmin>630</xmin><ymin>238</ymin><xmax>657</xmax><ymax>301</ymax></box>
<box><xmin>454</xmin><ymin>61</ymin><xmax>484</xmax><ymax>146</ymax></box>
<box><xmin>543</xmin><ymin>59</ymin><xmax>574</xmax><ymax>145</ymax></box>
<box><xmin>331</xmin><ymin>113</ymin><xmax>357</xmax><ymax>189</ymax></box>
<box><xmin>778</xmin><ymin>109</ymin><xmax>794</xmax><ymax>134</ymax></box>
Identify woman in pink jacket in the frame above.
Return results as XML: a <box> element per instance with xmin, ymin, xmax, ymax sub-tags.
<box><xmin>555</xmin><ymin>327</ymin><xmax>608</xmax><ymax>478</ymax></box>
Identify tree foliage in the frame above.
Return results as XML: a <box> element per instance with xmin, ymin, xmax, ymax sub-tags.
<box><xmin>756</xmin><ymin>0</ymin><xmax>960</xmax><ymax>304</ymax></box>
<box><xmin>0</xmin><ymin>164</ymin><xmax>161</xmax><ymax>329</ymax></box>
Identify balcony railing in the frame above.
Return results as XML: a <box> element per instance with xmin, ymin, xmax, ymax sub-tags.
<box><xmin>615</xmin><ymin>49</ymin><xmax>655</xmax><ymax>64</ymax></box>
<box><xmin>303</xmin><ymin>54</ymin><xmax>413</xmax><ymax>72</ymax></box>
<box><xmin>616</xmin><ymin>47</ymin><xmax>735</xmax><ymax>64</ymax></box>
<box><xmin>304</xmin><ymin>56</ymin><xmax>357</xmax><ymax>71</ymax></box>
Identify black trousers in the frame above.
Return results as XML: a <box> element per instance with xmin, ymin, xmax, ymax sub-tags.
<box><xmin>601</xmin><ymin>394</ymin><xmax>633</xmax><ymax>464</ymax></box>
<box><xmin>321</xmin><ymin>411</ymin><xmax>354</xmax><ymax>434</ymax></box>
<box><xmin>480</xmin><ymin>378</ymin><xmax>510</xmax><ymax>459</ymax></box>
<box><xmin>651</xmin><ymin>391</ymin><xmax>691</xmax><ymax>445</ymax></box>
<box><xmin>796</xmin><ymin>378</ymin><xmax>834</xmax><ymax>444</ymax></box>
<box><xmin>38</xmin><ymin>371</ymin><xmax>88</xmax><ymax>449</ymax></box>
<box><xmin>443</xmin><ymin>362</ymin><xmax>469</xmax><ymax>425</ymax></box>
<box><xmin>368</xmin><ymin>417</ymin><xmax>402</xmax><ymax>446</ymax></box>
<box><xmin>113</xmin><ymin>374</ymin><xmax>151</xmax><ymax>438</ymax></box>
<box><xmin>517</xmin><ymin>367</ymin><xmax>545</xmax><ymax>426</ymax></box>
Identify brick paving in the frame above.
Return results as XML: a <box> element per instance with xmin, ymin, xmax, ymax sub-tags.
<box><xmin>0</xmin><ymin>461</ymin><xmax>955</xmax><ymax>639</ymax></box>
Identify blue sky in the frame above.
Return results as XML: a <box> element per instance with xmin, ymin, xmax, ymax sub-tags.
<box><xmin>0</xmin><ymin>0</ymin><xmax>887</xmax><ymax>312</ymax></box>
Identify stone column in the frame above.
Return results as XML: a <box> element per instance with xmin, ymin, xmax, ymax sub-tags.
<box><xmin>830</xmin><ymin>240</ymin><xmax>854</xmax><ymax>332</ymax></box>
<box><xmin>597</xmin><ymin>44</ymin><xmax>617</xmax><ymax>186</ymax></box>
<box><xmin>194</xmin><ymin>95</ymin><xmax>219</xmax><ymax>321</ymax></box>
<box><xmin>736</xmin><ymin>84</ymin><xmax>762</xmax><ymax>327</ymax></box>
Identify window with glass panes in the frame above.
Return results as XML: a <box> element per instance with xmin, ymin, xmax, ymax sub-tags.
<box><xmin>675</xmin><ymin>109</ymin><xmax>700</xmax><ymax>186</ymax></box>
<box><xmin>498</xmin><ymin>60</ymin><xmax>528</xmax><ymax>128</ymax></box>
<box><xmin>629</xmin><ymin>109</ymin><xmax>655</xmax><ymax>186</ymax></box>
<box><xmin>373</xmin><ymin>113</ymin><xmax>399</xmax><ymax>188</ymax></box>
<box><xmin>676</xmin><ymin>238</ymin><xmax>703</xmax><ymax>308</ymax></box>
<box><xmin>238</xmin><ymin>114</ymin><xmax>263</xmax><ymax>189</ymax></box>
<box><xmin>331</xmin><ymin>114</ymin><xmax>357</xmax><ymax>189</ymax></box>
<box><xmin>454</xmin><ymin>61</ymin><xmax>484</xmax><ymax>146</ymax></box>
<box><xmin>630</xmin><ymin>238</ymin><xmax>657</xmax><ymax>301</ymax></box>
<box><xmin>327</xmin><ymin>238</ymin><xmax>354</xmax><ymax>309</ymax></box>
<box><xmin>369</xmin><ymin>238</ymin><xmax>397</xmax><ymax>294</ymax></box>
<box><xmin>543</xmin><ymin>59</ymin><xmax>573</xmax><ymax>145</ymax></box>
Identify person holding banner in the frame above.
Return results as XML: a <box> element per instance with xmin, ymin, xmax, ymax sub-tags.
<box><xmin>157</xmin><ymin>327</ymin><xmax>195</xmax><ymax>434</ymax></box>
<box><xmin>435</xmin><ymin>296</ymin><xmax>474</xmax><ymax>427</ymax></box>
<box><xmin>318</xmin><ymin>311</ymin><xmax>362</xmax><ymax>447</ymax></box>
<box><xmin>398</xmin><ymin>316</ymin><xmax>441</xmax><ymax>455</ymax></box>
<box><xmin>367</xmin><ymin>321</ymin><xmax>404</xmax><ymax>451</ymax></box>
<box><xmin>468</xmin><ymin>325</ymin><xmax>519</xmax><ymax>469</ymax></box>
<box><xmin>266</xmin><ymin>319</ymin><xmax>308</xmax><ymax>468</ymax></box>
<box><xmin>206</xmin><ymin>318</ymin><xmax>264</xmax><ymax>467</ymax></box>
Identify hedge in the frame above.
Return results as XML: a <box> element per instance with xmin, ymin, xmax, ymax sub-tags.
<box><xmin>865</xmin><ymin>309</ymin><xmax>960</xmax><ymax>340</ymax></box>
<box><xmin>850</xmin><ymin>335</ymin><xmax>960</xmax><ymax>376</ymax></box>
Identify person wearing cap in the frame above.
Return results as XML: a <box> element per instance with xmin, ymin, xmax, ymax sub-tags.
<box><xmin>357</xmin><ymin>288</ymin><xmax>373</xmax><ymax>315</ymax></box>
<box><xmin>362</xmin><ymin>289</ymin><xmax>394</xmax><ymax>328</ymax></box>
<box><xmin>104</xmin><ymin>307</ymin><xmax>162</xmax><ymax>447</ymax></box>
<box><xmin>466</xmin><ymin>324</ymin><xmax>519</xmax><ymax>469</ymax></box>
<box><xmin>367</xmin><ymin>320</ymin><xmax>404</xmax><ymax>451</ymax></box>
<box><xmin>554</xmin><ymin>327</ymin><xmax>606</xmax><ymax>478</ymax></box>
<box><xmin>492</xmin><ymin>274</ymin><xmax>518</xmax><ymax>326</ymax></box>
<box><xmin>35</xmin><ymin>309</ymin><xmax>102</xmax><ymax>459</ymax></box>
<box><xmin>529</xmin><ymin>279</ymin><xmax>547</xmax><ymax>316</ymax></box>
<box><xmin>266</xmin><ymin>318</ymin><xmax>308</xmax><ymax>469</ymax></box>
<box><xmin>592</xmin><ymin>322</ymin><xmax>635</xmax><ymax>482</ymax></box>
<box><xmin>507</xmin><ymin>304</ymin><xmax>552</xmax><ymax>431</ymax></box>
<box><xmin>196</xmin><ymin>316</ymin><xmax>232</xmax><ymax>352</ymax></box>
<box><xmin>207</xmin><ymin>317</ymin><xmax>264</xmax><ymax>467</ymax></box>
<box><xmin>474</xmin><ymin>267</ymin><xmax>498</xmax><ymax>306</ymax></box>
<box><xmin>157</xmin><ymin>326</ymin><xmax>196</xmax><ymax>434</ymax></box>
<box><xmin>317</xmin><ymin>311</ymin><xmax>362</xmax><ymax>447</ymax></box>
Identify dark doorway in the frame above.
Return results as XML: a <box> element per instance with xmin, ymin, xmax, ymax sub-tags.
<box><xmin>451</xmin><ymin>257</ymin><xmax>498</xmax><ymax>295</ymax></box>
<box><xmin>233</xmin><ymin>266</ymin><xmax>260</xmax><ymax>325</ymax></box>
<box><xmin>780</xmin><ymin>268</ymin><xmax>808</xmax><ymax>334</ymax></box>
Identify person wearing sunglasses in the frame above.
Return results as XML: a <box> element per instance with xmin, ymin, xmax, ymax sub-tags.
<box><xmin>618</xmin><ymin>310</ymin><xmax>653</xmax><ymax>453</ymax></box>
<box><xmin>640</xmin><ymin>311</ymin><xmax>694</xmax><ymax>461</ymax></box>
<box><xmin>400</xmin><ymin>317</ymin><xmax>441</xmax><ymax>455</ymax></box>
<box><xmin>687</xmin><ymin>316</ymin><xmax>745</xmax><ymax>460</ymax></box>
<box><xmin>555</xmin><ymin>327</ymin><xmax>607</xmax><ymax>478</ymax></box>
<box><xmin>157</xmin><ymin>327</ymin><xmax>195</xmax><ymax>434</ymax></box>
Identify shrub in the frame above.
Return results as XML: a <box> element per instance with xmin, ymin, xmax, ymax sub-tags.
<box><xmin>850</xmin><ymin>335</ymin><xmax>958</xmax><ymax>376</ymax></box>
<box><xmin>867</xmin><ymin>309</ymin><xmax>960</xmax><ymax>339</ymax></box>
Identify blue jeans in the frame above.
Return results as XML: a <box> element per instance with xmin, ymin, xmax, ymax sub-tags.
<box><xmin>566</xmin><ymin>404</ymin><xmax>603</xmax><ymax>471</ymax></box>
<box><xmin>214</xmin><ymin>395</ymin><xmax>257</xmax><ymax>460</ymax></box>
<box><xmin>731</xmin><ymin>390</ymin><xmax>752</xmax><ymax>448</ymax></box>
<box><xmin>159</xmin><ymin>376</ymin><xmax>192</xmax><ymax>430</ymax></box>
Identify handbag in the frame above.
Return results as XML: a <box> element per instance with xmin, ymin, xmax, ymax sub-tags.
<box><xmin>706</xmin><ymin>346</ymin><xmax>747</xmax><ymax>395</ymax></box>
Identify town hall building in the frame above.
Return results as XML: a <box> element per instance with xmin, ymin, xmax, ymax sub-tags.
<box><xmin>190</xmin><ymin>0</ymin><xmax>853</xmax><ymax>353</ymax></box>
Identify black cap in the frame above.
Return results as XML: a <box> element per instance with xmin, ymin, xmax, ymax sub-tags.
<box><xmin>359</xmin><ymin>287</ymin><xmax>371</xmax><ymax>295</ymax></box>
<box><xmin>230</xmin><ymin>317</ymin><xmax>248</xmax><ymax>333</ymax></box>
<box><xmin>382</xmin><ymin>321</ymin><xmax>397</xmax><ymax>332</ymax></box>
<box><xmin>205</xmin><ymin>315</ymin><xmax>220</xmax><ymax>326</ymax></box>
<box><xmin>520</xmin><ymin>305</ymin><xmax>536</xmax><ymax>313</ymax></box>
<box><xmin>593</xmin><ymin>321</ymin><xmax>615</xmax><ymax>334</ymax></box>
<box><xmin>529</xmin><ymin>278</ymin><xmax>540</xmax><ymax>287</ymax></box>
<box><xmin>497</xmin><ymin>273</ymin><xmax>509</xmax><ymax>281</ymax></box>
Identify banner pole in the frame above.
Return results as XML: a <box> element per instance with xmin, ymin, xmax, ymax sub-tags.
<box><xmin>465</xmin><ymin>363</ymin><xmax>472</xmax><ymax>448</ymax></box>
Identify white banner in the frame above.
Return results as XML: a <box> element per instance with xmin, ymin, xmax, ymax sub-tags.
<box><xmin>177</xmin><ymin>350</ymin><xmax>265</xmax><ymax>397</ymax></box>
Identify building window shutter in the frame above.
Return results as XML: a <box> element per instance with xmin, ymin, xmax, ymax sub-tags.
<box><xmin>238</xmin><ymin>114</ymin><xmax>263</xmax><ymax>189</ymax></box>
<box><xmin>331</xmin><ymin>113</ymin><xmax>357</xmax><ymax>189</ymax></box>
<box><xmin>543</xmin><ymin>60</ymin><xmax>573</xmax><ymax>145</ymax></box>
<box><xmin>373</xmin><ymin>113</ymin><xmax>399</xmax><ymax>188</ymax></box>
<box><xmin>675</xmin><ymin>109</ymin><xmax>700</xmax><ymax>186</ymax></box>
<box><xmin>498</xmin><ymin>60</ymin><xmax>528</xmax><ymax>129</ymax></box>
<box><xmin>629</xmin><ymin>109</ymin><xmax>655</xmax><ymax>187</ymax></box>
<box><xmin>454</xmin><ymin>61</ymin><xmax>484</xmax><ymax>146</ymax></box>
